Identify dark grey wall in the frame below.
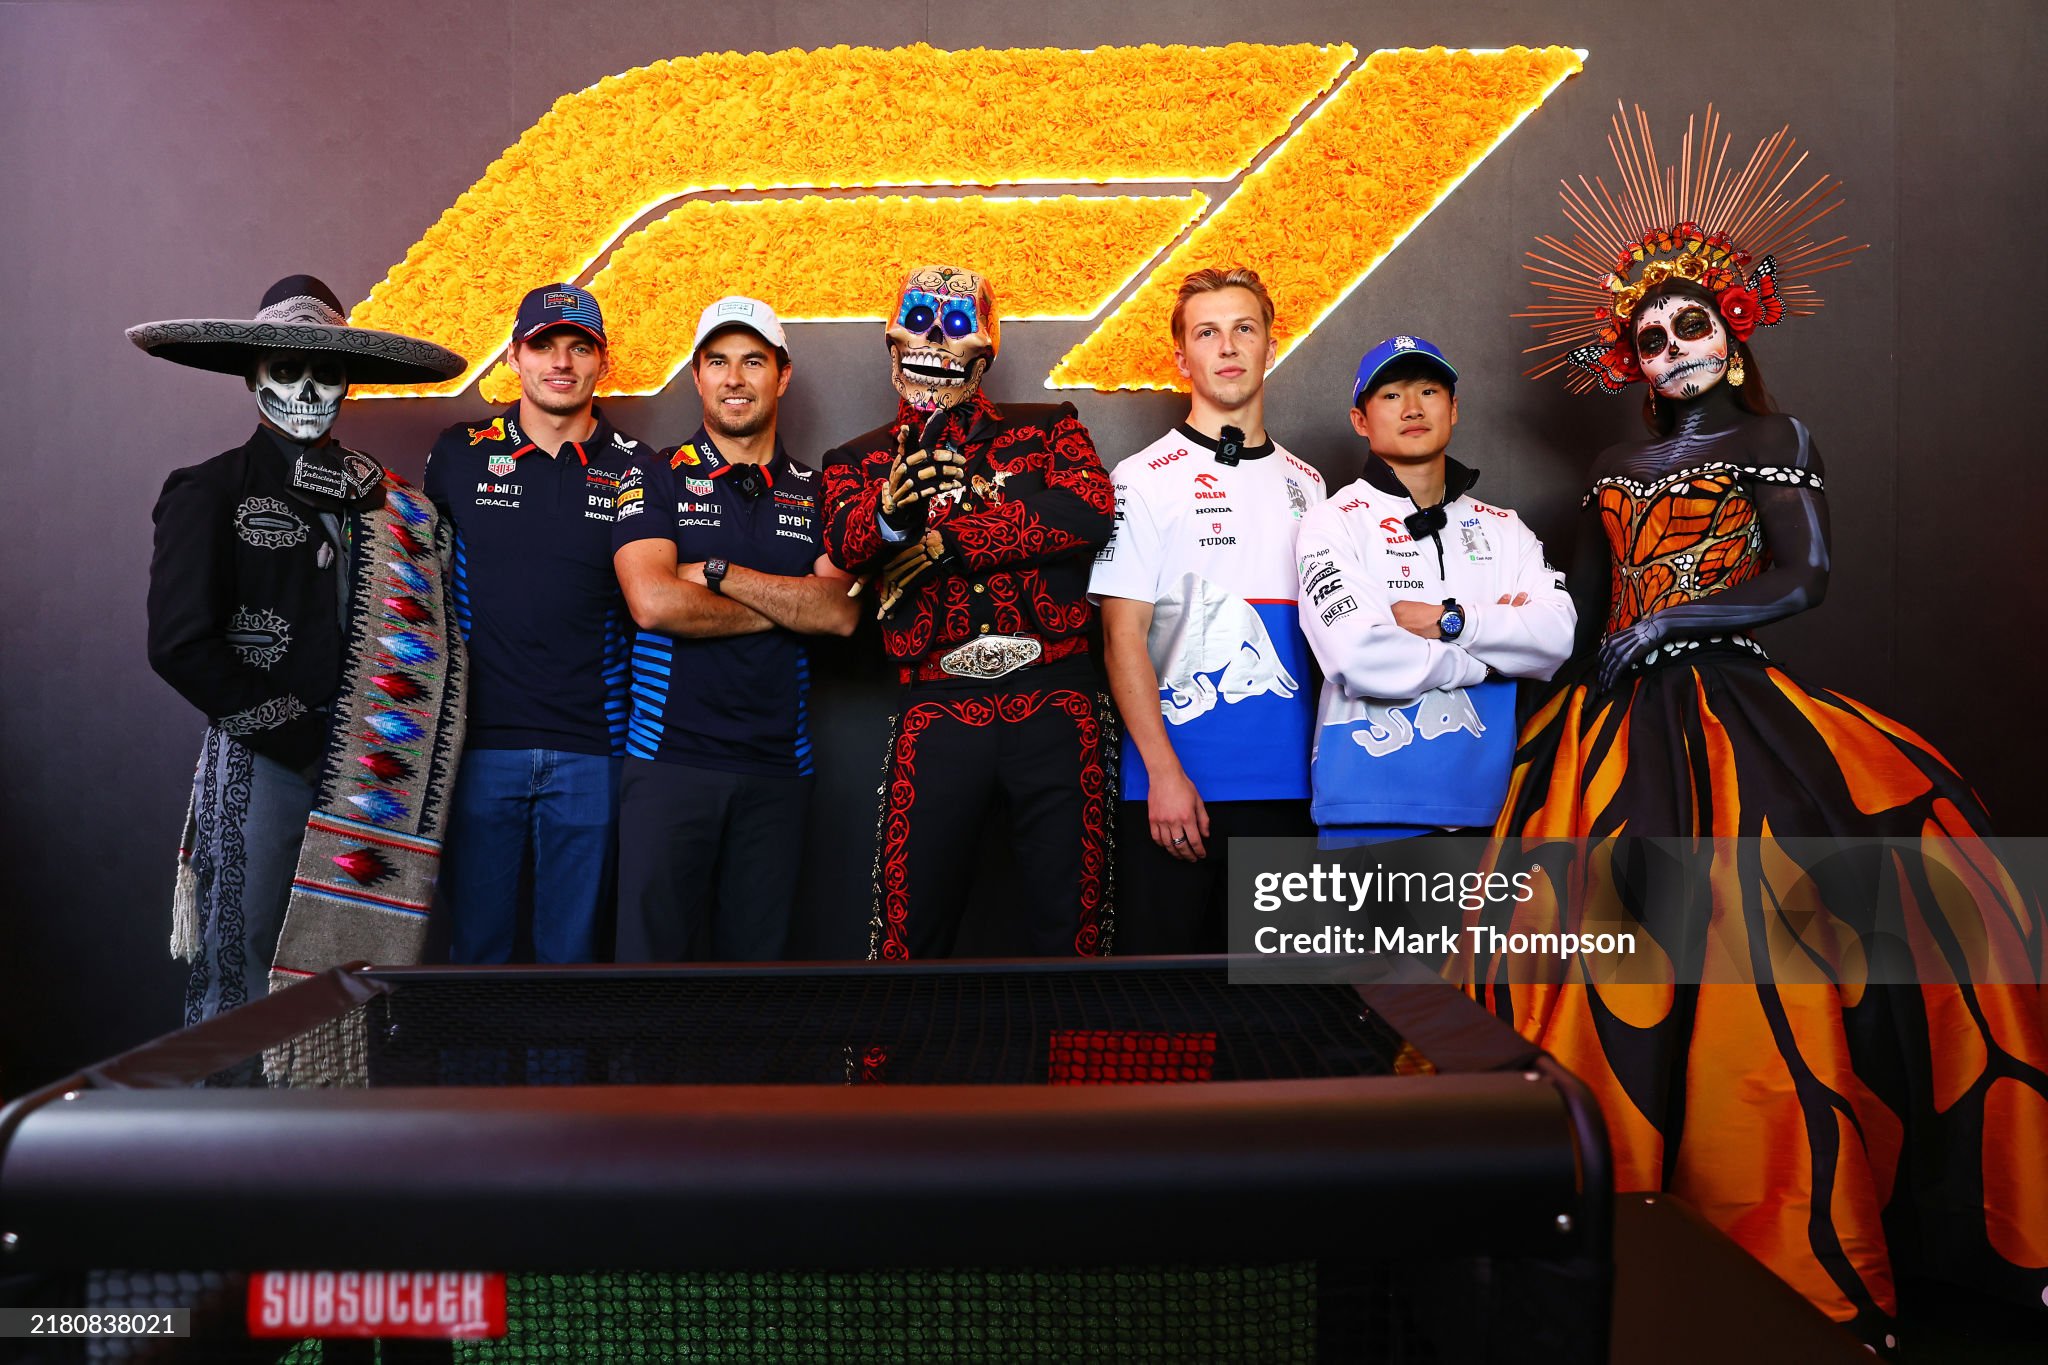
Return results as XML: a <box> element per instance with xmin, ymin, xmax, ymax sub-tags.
<box><xmin>4</xmin><ymin>0</ymin><xmax>2042</xmax><ymax>1093</ymax></box>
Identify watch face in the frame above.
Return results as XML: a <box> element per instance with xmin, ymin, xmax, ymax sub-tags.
<box><xmin>1441</xmin><ymin>609</ymin><xmax>1464</xmax><ymax>637</ymax></box>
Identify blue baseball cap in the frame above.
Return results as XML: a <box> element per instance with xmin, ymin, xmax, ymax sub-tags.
<box><xmin>514</xmin><ymin>283</ymin><xmax>606</xmax><ymax>346</ymax></box>
<box><xmin>1352</xmin><ymin>335</ymin><xmax>1457</xmax><ymax>402</ymax></box>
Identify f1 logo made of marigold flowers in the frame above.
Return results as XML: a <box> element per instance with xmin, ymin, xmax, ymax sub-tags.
<box><xmin>347</xmin><ymin>42</ymin><xmax>1583</xmax><ymax>401</ymax></box>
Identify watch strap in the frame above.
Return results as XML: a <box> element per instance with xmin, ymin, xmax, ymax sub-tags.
<box><xmin>1439</xmin><ymin>598</ymin><xmax>1465</xmax><ymax>641</ymax></box>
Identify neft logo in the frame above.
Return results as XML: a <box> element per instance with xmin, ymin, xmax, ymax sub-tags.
<box><xmin>346</xmin><ymin>44</ymin><xmax>1580</xmax><ymax>403</ymax></box>
<box><xmin>248</xmin><ymin>1271</ymin><xmax>506</xmax><ymax>1339</ymax></box>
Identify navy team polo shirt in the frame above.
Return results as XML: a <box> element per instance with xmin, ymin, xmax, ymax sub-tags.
<box><xmin>611</xmin><ymin>425</ymin><xmax>827</xmax><ymax>776</ymax></box>
<box><xmin>424</xmin><ymin>405</ymin><xmax>643</xmax><ymax>757</ymax></box>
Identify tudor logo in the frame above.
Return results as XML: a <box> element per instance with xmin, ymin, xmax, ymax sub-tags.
<box><xmin>344</xmin><ymin>43</ymin><xmax>1583</xmax><ymax>402</ymax></box>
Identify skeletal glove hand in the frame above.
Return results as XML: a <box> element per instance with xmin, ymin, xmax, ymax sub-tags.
<box><xmin>1595</xmin><ymin>615</ymin><xmax>1668</xmax><ymax>694</ymax></box>
<box><xmin>880</xmin><ymin>424</ymin><xmax>966</xmax><ymax>533</ymax></box>
<box><xmin>875</xmin><ymin>529</ymin><xmax>954</xmax><ymax>620</ymax></box>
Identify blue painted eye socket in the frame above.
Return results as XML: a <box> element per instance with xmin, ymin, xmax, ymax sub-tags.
<box><xmin>899</xmin><ymin>289</ymin><xmax>978</xmax><ymax>338</ymax></box>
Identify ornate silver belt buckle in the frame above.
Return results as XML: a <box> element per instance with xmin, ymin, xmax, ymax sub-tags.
<box><xmin>938</xmin><ymin>634</ymin><xmax>1042</xmax><ymax>680</ymax></box>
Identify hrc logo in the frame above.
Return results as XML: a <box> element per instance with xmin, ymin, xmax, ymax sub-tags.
<box><xmin>347</xmin><ymin>43</ymin><xmax>1583</xmax><ymax>401</ymax></box>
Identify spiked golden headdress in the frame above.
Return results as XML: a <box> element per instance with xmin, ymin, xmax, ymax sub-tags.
<box><xmin>1521</xmin><ymin>104</ymin><xmax>1864</xmax><ymax>392</ymax></box>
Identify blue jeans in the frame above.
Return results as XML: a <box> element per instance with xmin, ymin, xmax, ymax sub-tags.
<box><xmin>441</xmin><ymin>748</ymin><xmax>621</xmax><ymax>963</ymax></box>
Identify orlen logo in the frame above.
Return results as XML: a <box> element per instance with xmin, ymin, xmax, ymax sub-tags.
<box><xmin>1381</xmin><ymin>516</ymin><xmax>1413</xmax><ymax>544</ymax></box>
<box><xmin>346</xmin><ymin>43</ymin><xmax>1582</xmax><ymax>402</ymax></box>
<box><xmin>1195</xmin><ymin>473</ymin><xmax>1220</xmax><ymax>488</ymax></box>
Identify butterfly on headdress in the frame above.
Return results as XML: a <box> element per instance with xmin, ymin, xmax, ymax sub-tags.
<box><xmin>1519</xmin><ymin>104</ymin><xmax>1865</xmax><ymax>394</ymax></box>
<box><xmin>1716</xmin><ymin>258</ymin><xmax>1785</xmax><ymax>341</ymax></box>
<box><xmin>1565</xmin><ymin>335</ymin><xmax>1644</xmax><ymax>394</ymax></box>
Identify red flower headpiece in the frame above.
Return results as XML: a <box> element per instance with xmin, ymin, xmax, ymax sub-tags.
<box><xmin>1519</xmin><ymin>104</ymin><xmax>1864</xmax><ymax>393</ymax></box>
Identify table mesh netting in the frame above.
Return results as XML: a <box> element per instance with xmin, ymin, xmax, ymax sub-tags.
<box><xmin>227</xmin><ymin>965</ymin><xmax>1425</xmax><ymax>1090</ymax></box>
<box><xmin>11</xmin><ymin>965</ymin><xmax>1586</xmax><ymax>1362</ymax></box>
<box><xmin>69</xmin><ymin>1262</ymin><xmax>1431</xmax><ymax>1363</ymax></box>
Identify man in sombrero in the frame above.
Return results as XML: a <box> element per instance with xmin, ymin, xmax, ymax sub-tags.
<box><xmin>131</xmin><ymin>274</ymin><xmax>470</xmax><ymax>1023</ymax></box>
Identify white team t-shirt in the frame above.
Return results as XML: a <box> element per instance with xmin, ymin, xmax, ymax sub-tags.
<box><xmin>1089</xmin><ymin>427</ymin><xmax>1326</xmax><ymax>801</ymax></box>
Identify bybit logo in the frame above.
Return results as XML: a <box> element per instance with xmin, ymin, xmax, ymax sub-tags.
<box><xmin>347</xmin><ymin>43</ymin><xmax>1583</xmax><ymax>401</ymax></box>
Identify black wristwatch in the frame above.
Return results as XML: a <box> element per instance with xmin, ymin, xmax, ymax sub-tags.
<box><xmin>704</xmin><ymin>558</ymin><xmax>730</xmax><ymax>595</ymax></box>
<box><xmin>1438</xmin><ymin>598</ymin><xmax>1466</xmax><ymax>641</ymax></box>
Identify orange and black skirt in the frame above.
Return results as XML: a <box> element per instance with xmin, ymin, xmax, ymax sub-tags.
<box><xmin>1471</xmin><ymin>642</ymin><xmax>2048</xmax><ymax>1347</ymax></box>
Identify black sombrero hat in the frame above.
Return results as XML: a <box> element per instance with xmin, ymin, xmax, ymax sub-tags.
<box><xmin>126</xmin><ymin>274</ymin><xmax>466</xmax><ymax>385</ymax></box>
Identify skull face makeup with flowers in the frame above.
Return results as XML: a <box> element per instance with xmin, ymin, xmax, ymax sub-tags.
<box><xmin>248</xmin><ymin>350</ymin><xmax>347</xmax><ymax>443</ymax></box>
<box><xmin>887</xmin><ymin>265</ymin><xmax>998</xmax><ymax>412</ymax></box>
<box><xmin>1632</xmin><ymin>293</ymin><xmax>1730</xmax><ymax>401</ymax></box>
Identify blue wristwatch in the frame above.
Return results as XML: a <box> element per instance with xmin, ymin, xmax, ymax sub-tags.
<box><xmin>1438</xmin><ymin>598</ymin><xmax>1466</xmax><ymax>641</ymax></box>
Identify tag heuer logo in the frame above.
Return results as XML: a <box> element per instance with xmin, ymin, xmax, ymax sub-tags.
<box><xmin>487</xmin><ymin>453</ymin><xmax>517</xmax><ymax>477</ymax></box>
<box><xmin>685</xmin><ymin>477</ymin><xmax>714</xmax><ymax>496</ymax></box>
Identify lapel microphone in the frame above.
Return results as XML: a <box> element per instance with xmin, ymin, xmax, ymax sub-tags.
<box><xmin>1215</xmin><ymin>425</ymin><xmax>1245</xmax><ymax>466</ymax></box>
<box><xmin>1404</xmin><ymin>505</ymin><xmax>1449</xmax><ymax>540</ymax></box>
<box><xmin>729</xmin><ymin>463</ymin><xmax>766</xmax><ymax>499</ymax></box>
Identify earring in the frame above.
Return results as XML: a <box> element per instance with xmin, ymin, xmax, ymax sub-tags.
<box><xmin>1647</xmin><ymin>389</ymin><xmax>1659</xmax><ymax>419</ymax></box>
<box><xmin>1728</xmin><ymin>355</ymin><xmax>1747</xmax><ymax>388</ymax></box>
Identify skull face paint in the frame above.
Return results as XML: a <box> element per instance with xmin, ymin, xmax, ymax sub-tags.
<box><xmin>1634</xmin><ymin>296</ymin><xmax>1729</xmax><ymax>401</ymax></box>
<box><xmin>886</xmin><ymin>265</ymin><xmax>998</xmax><ymax>412</ymax></box>
<box><xmin>250</xmin><ymin>350</ymin><xmax>347</xmax><ymax>442</ymax></box>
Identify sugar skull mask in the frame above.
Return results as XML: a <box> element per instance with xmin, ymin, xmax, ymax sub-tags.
<box><xmin>249</xmin><ymin>349</ymin><xmax>347</xmax><ymax>443</ymax></box>
<box><xmin>1633</xmin><ymin>295</ymin><xmax>1730</xmax><ymax>401</ymax></box>
<box><xmin>887</xmin><ymin>265</ymin><xmax>998</xmax><ymax>412</ymax></box>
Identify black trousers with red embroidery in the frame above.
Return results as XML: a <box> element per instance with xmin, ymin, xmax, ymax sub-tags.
<box><xmin>869</xmin><ymin>656</ymin><xmax>1113</xmax><ymax>960</ymax></box>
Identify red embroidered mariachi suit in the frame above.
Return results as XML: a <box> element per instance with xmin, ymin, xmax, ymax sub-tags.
<box><xmin>822</xmin><ymin>394</ymin><xmax>1117</xmax><ymax>960</ymax></box>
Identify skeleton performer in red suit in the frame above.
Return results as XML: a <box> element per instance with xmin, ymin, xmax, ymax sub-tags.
<box><xmin>823</xmin><ymin>265</ymin><xmax>1117</xmax><ymax>959</ymax></box>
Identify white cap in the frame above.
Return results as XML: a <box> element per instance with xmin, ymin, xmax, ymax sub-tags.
<box><xmin>691</xmin><ymin>296</ymin><xmax>789</xmax><ymax>358</ymax></box>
